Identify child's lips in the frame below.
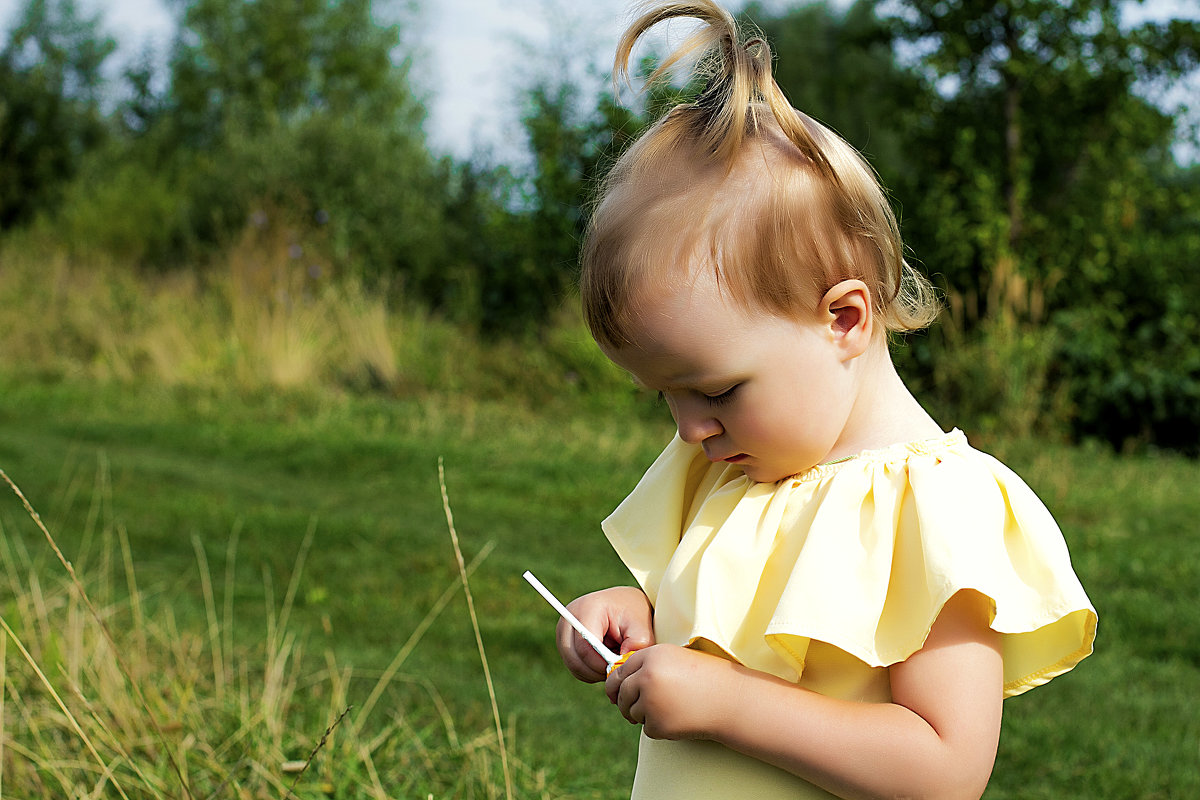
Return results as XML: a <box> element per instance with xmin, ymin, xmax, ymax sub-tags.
<box><xmin>712</xmin><ymin>453</ymin><xmax>748</xmax><ymax>464</ymax></box>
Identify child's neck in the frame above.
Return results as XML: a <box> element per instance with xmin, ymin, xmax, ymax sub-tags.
<box><xmin>828</xmin><ymin>342</ymin><xmax>943</xmax><ymax>462</ymax></box>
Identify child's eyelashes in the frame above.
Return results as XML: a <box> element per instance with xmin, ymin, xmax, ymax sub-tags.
<box><xmin>704</xmin><ymin>386</ymin><xmax>739</xmax><ymax>407</ymax></box>
<box><xmin>653</xmin><ymin>386</ymin><xmax>738</xmax><ymax>408</ymax></box>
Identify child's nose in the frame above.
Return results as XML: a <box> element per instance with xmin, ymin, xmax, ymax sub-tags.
<box><xmin>674</xmin><ymin>405</ymin><xmax>723</xmax><ymax>444</ymax></box>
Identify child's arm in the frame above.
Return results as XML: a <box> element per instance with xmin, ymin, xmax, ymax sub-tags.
<box><xmin>556</xmin><ymin>586</ymin><xmax>655</xmax><ymax>682</ymax></box>
<box><xmin>606</xmin><ymin>589</ymin><xmax>1002</xmax><ymax>800</ymax></box>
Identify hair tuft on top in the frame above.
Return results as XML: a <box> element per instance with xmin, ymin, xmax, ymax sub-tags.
<box><xmin>583</xmin><ymin>0</ymin><xmax>940</xmax><ymax>349</ymax></box>
<box><xmin>614</xmin><ymin>1</ymin><xmax>837</xmax><ymax>179</ymax></box>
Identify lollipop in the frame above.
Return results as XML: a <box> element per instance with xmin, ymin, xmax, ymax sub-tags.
<box><xmin>523</xmin><ymin>571</ymin><xmax>631</xmax><ymax>674</ymax></box>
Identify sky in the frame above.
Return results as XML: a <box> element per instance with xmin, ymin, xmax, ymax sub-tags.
<box><xmin>0</xmin><ymin>0</ymin><xmax>1196</xmax><ymax>163</ymax></box>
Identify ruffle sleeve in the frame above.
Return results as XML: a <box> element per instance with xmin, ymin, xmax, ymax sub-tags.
<box><xmin>602</xmin><ymin>430</ymin><xmax>1097</xmax><ymax>698</ymax></box>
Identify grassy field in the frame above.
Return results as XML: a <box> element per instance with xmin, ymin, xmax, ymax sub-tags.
<box><xmin>0</xmin><ymin>373</ymin><xmax>666</xmax><ymax>798</ymax></box>
<box><xmin>2</xmin><ymin>372</ymin><xmax>1198</xmax><ymax>798</ymax></box>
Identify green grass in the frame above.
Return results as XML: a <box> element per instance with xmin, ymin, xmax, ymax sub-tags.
<box><xmin>0</xmin><ymin>375</ymin><xmax>666</xmax><ymax>798</ymax></box>
<box><xmin>2</xmin><ymin>374</ymin><xmax>1198</xmax><ymax>798</ymax></box>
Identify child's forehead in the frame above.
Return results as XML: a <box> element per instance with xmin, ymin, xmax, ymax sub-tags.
<box><xmin>621</xmin><ymin>261</ymin><xmax>774</xmax><ymax>351</ymax></box>
<box><xmin>605</xmin><ymin>283</ymin><xmax>756</xmax><ymax>379</ymax></box>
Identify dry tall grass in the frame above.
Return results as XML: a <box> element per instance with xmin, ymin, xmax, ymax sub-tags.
<box><xmin>0</xmin><ymin>468</ymin><xmax>550</xmax><ymax>799</ymax></box>
<box><xmin>0</xmin><ymin>217</ymin><xmax>402</xmax><ymax>392</ymax></box>
<box><xmin>0</xmin><ymin>221</ymin><xmax>542</xmax><ymax>398</ymax></box>
<box><xmin>0</xmin><ymin>221</ymin><xmax>639</xmax><ymax>424</ymax></box>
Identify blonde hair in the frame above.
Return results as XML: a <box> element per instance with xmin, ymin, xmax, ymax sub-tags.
<box><xmin>580</xmin><ymin>0</ymin><xmax>939</xmax><ymax>347</ymax></box>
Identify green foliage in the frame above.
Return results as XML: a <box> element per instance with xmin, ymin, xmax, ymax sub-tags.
<box><xmin>476</xmin><ymin>49</ymin><xmax>705</xmax><ymax>334</ymax></box>
<box><xmin>446</xmin><ymin>71</ymin><xmax>646</xmax><ymax>332</ymax></box>
<box><xmin>1053</xmin><ymin>162</ymin><xmax>1200</xmax><ymax>453</ymax></box>
<box><xmin>0</xmin><ymin>0</ymin><xmax>115</xmax><ymax>228</ymax></box>
<box><xmin>518</xmin><ymin>84</ymin><xmax>592</xmax><ymax>320</ymax></box>
<box><xmin>896</xmin><ymin>319</ymin><xmax>1068</xmax><ymax>443</ymax></box>
<box><xmin>224</xmin><ymin>108</ymin><xmax>445</xmax><ymax>285</ymax></box>
<box><xmin>53</xmin><ymin>155</ymin><xmax>189</xmax><ymax>262</ymax></box>
<box><xmin>885</xmin><ymin>0</ymin><xmax>1200</xmax><ymax>450</ymax></box>
<box><xmin>46</xmin><ymin>0</ymin><xmax>444</xmax><ymax>293</ymax></box>
<box><xmin>166</xmin><ymin>0</ymin><xmax>407</xmax><ymax>141</ymax></box>
<box><xmin>891</xmin><ymin>0</ymin><xmax>1196</xmax><ymax>302</ymax></box>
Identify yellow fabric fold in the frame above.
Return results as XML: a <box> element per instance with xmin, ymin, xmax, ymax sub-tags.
<box><xmin>602</xmin><ymin>429</ymin><xmax>1097</xmax><ymax>698</ymax></box>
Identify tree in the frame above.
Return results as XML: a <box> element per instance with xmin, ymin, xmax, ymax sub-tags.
<box><xmin>890</xmin><ymin>0</ymin><xmax>1199</xmax><ymax>316</ymax></box>
<box><xmin>887</xmin><ymin>0</ymin><xmax>1200</xmax><ymax>449</ymax></box>
<box><xmin>0</xmin><ymin>0</ymin><xmax>115</xmax><ymax>228</ymax></box>
<box><xmin>164</xmin><ymin>0</ymin><xmax>442</xmax><ymax>281</ymax></box>
<box><xmin>52</xmin><ymin>0</ymin><xmax>445</xmax><ymax>283</ymax></box>
<box><xmin>165</xmin><ymin>0</ymin><xmax>412</xmax><ymax>144</ymax></box>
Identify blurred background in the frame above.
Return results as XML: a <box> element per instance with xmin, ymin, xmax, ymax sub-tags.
<box><xmin>0</xmin><ymin>0</ymin><xmax>1197</xmax><ymax>449</ymax></box>
<box><xmin>1</xmin><ymin>1</ymin><xmax>1198</xmax><ymax>798</ymax></box>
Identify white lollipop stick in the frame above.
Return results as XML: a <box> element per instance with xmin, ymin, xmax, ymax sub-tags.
<box><xmin>523</xmin><ymin>570</ymin><xmax>620</xmax><ymax>666</ymax></box>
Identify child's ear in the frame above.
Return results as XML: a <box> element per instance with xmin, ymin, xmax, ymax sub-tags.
<box><xmin>820</xmin><ymin>280</ymin><xmax>873</xmax><ymax>360</ymax></box>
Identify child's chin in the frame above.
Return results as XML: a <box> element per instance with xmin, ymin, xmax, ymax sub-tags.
<box><xmin>741</xmin><ymin>464</ymin><xmax>785</xmax><ymax>484</ymax></box>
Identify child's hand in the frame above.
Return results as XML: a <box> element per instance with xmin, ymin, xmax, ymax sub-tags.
<box><xmin>556</xmin><ymin>586</ymin><xmax>654</xmax><ymax>683</ymax></box>
<box><xmin>604</xmin><ymin>644</ymin><xmax>730</xmax><ymax>740</ymax></box>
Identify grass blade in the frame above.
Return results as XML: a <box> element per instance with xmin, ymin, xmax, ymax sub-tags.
<box><xmin>438</xmin><ymin>458</ymin><xmax>513</xmax><ymax>800</ymax></box>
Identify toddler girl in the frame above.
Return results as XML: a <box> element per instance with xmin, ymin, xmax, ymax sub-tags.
<box><xmin>554</xmin><ymin>2</ymin><xmax>1097</xmax><ymax>799</ymax></box>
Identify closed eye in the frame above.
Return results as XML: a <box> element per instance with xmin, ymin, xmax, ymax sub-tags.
<box><xmin>704</xmin><ymin>385</ymin><xmax>739</xmax><ymax>407</ymax></box>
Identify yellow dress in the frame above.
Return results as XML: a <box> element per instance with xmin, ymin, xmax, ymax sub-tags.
<box><xmin>602</xmin><ymin>430</ymin><xmax>1097</xmax><ymax>800</ymax></box>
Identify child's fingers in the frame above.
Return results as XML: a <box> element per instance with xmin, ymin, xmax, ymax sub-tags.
<box><xmin>556</xmin><ymin>616</ymin><xmax>609</xmax><ymax>682</ymax></box>
<box><xmin>606</xmin><ymin>651</ymin><xmax>644</xmax><ymax>723</ymax></box>
<box><xmin>614</xmin><ymin>616</ymin><xmax>654</xmax><ymax>654</ymax></box>
<box><xmin>604</xmin><ymin>647</ymin><xmax>639</xmax><ymax>704</ymax></box>
<box><xmin>552</xmin><ymin>587</ymin><xmax>654</xmax><ymax>683</ymax></box>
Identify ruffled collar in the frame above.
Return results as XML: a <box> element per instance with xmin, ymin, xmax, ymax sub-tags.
<box><xmin>790</xmin><ymin>428</ymin><xmax>967</xmax><ymax>484</ymax></box>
